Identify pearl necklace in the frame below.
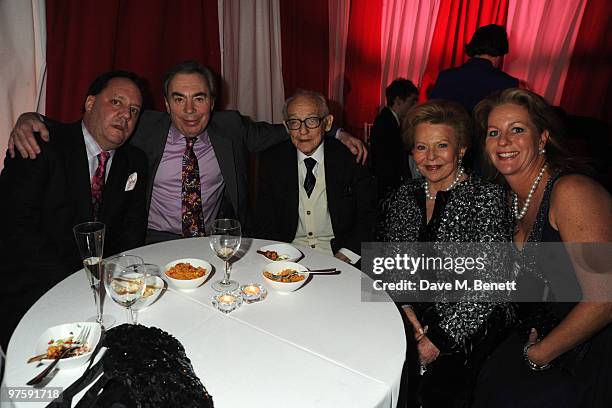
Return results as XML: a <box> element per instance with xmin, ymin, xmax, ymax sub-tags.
<box><xmin>512</xmin><ymin>163</ymin><xmax>547</xmax><ymax>220</ymax></box>
<box><xmin>424</xmin><ymin>166</ymin><xmax>464</xmax><ymax>201</ymax></box>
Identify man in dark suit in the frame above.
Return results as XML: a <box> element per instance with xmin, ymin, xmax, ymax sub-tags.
<box><xmin>430</xmin><ymin>24</ymin><xmax>519</xmax><ymax>112</ymax></box>
<box><xmin>430</xmin><ymin>24</ymin><xmax>519</xmax><ymax>174</ymax></box>
<box><xmin>9</xmin><ymin>61</ymin><xmax>366</xmax><ymax>242</ymax></box>
<box><xmin>370</xmin><ymin>78</ymin><xmax>418</xmax><ymax>198</ymax></box>
<box><xmin>0</xmin><ymin>71</ymin><xmax>148</xmax><ymax>348</ymax></box>
<box><xmin>255</xmin><ymin>90</ymin><xmax>376</xmax><ymax>265</ymax></box>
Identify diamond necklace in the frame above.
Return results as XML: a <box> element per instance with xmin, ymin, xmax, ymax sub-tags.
<box><xmin>424</xmin><ymin>166</ymin><xmax>464</xmax><ymax>201</ymax></box>
<box><xmin>512</xmin><ymin>163</ymin><xmax>547</xmax><ymax>220</ymax></box>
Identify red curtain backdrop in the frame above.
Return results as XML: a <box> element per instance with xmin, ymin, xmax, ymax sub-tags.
<box><xmin>343</xmin><ymin>0</ymin><xmax>383</xmax><ymax>136</ymax></box>
<box><xmin>280</xmin><ymin>0</ymin><xmax>329</xmax><ymax>99</ymax></box>
<box><xmin>560</xmin><ymin>0</ymin><xmax>612</xmax><ymax>123</ymax></box>
<box><xmin>420</xmin><ymin>0</ymin><xmax>509</xmax><ymax>101</ymax></box>
<box><xmin>45</xmin><ymin>0</ymin><xmax>221</xmax><ymax>122</ymax></box>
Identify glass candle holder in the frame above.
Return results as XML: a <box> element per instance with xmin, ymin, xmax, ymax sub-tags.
<box><xmin>212</xmin><ymin>291</ymin><xmax>243</xmax><ymax>314</ymax></box>
<box><xmin>239</xmin><ymin>283</ymin><xmax>267</xmax><ymax>303</ymax></box>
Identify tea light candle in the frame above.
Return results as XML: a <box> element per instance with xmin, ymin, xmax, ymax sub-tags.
<box><xmin>219</xmin><ymin>294</ymin><xmax>236</xmax><ymax>304</ymax></box>
<box><xmin>242</xmin><ymin>285</ymin><xmax>260</xmax><ymax>296</ymax></box>
<box><xmin>212</xmin><ymin>291</ymin><xmax>243</xmax><ymax>313</ymax></box>
<box><xmin>239</xmin><ymin>283</ymin><xmax>267</xmax><ymax>303</ymax></box>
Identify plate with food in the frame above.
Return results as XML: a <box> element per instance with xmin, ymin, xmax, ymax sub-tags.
<box><xmin>164</xmin><ymin>258</ymin><xmax>211</xmax><ymax>290</ymax></box>
<box><xmin>257</xmin><ymin>243</ymin><xmax>302</xmax><ymax>262</ymax></box>
<box><xmin>133</xmin><ymin>275</ymin><xmax>165</xmax><ymax>311</ymax></box>
<box><xmin>32</xmin><ymin>322</ymin><xmax>101</xmax><ymax>369</ymax></box>
<box><xmin>262</xmin><ymin>261</ymin><xmax>309</xmax><ymax>293</ymax></box>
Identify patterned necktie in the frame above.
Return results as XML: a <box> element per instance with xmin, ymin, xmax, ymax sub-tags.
<box><xmin>91</xmin><ymin>151</ymin><xmax>110</xmax><ymax>221</ymax></box>
<box><xmin>182</xmin><ymin>137</ymin><xmax>205</xmax><ymax>237</ymax></box>
<box><xmin>303</xmin><ymin>157</ymin><xmax>317</xmax><ymax>197</ymax></box>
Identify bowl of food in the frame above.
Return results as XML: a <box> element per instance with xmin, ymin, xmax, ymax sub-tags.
<box><xmin>33</xmin><ymin>322</ymin><xmax>101</xmax><ymax>369</ymax></box>
<box><xmin>262</xmin><ymin>261</ymin><xmax>309</xmax><ymax>293</ymax></box>
<box><xmin>164</xmin><ymin>258</ymin><xmax>211</xmax><ymax>290</ymax></box>
<box><xmin>257</xmin><ymin>243</ymin><xmax>302</xmax><ymax>262</ymax></box>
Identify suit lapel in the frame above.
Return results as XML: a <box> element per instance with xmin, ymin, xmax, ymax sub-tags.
<box><xmin>207</xmin><ymin>119</ymin><xmax>236</xmax><ymax>204</ymax></box>
<box><xmin>100</xmin><ymin>147</ymin><xmax>128</xmax><ymax>221</ymax></box>
<box><xmin>60</xmin><ymin>123</ymin><xmax>93</xmax><ymax>222</ymax></box>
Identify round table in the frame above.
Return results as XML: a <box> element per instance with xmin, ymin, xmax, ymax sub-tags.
<box><xmin>2</xmin><ymin>238</ymin><xmax>406</xmax><ymax>407</ymax></box>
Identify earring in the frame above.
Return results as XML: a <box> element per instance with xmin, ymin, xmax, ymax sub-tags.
<box><xmin>539</xmin><ymin>147</ymin><xmax>546</xmax><ymax>155</ymax></box>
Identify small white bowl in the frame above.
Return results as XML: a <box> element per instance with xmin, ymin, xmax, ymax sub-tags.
<box><xmin>258</xmin><ymin>243</ymin><xmax>302</xmax><ymax>262</ymax></box>
<box><xmin>164</xmin><ymin>258</ymin><xmax>211</xmax><ymax>290</ymax></box>
<box><xmin>34</xmin><ymin>322</ymin><xmax>101</xmax><ymax>369</ymax></box>
<box><xmin>133</xmin><ymin>275</ymin><xmax>165</xmax><ymax>311</ymax></box>
<box><xmin>262</xmin><ymin>261</ymin><xmax>309</xmax><ymax>294</ymax></box>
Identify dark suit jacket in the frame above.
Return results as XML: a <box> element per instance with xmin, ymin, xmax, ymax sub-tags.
<box><xmin>129</xmin><ymin>110</ymin><xmax>288</xmax><ymax>232</ymax></box>
<box><xmin>370</xmin><ymin>106</ymin><xmax>411</xmax><ymax>198</ymax></box>
<box><xmin>254</xmin><ymin>139</ymin><xmax>377</xmax><ymax>255</ymax></box>
<box><xmin>0</xmin><ymin>121</ymin><xmax>147</xmax><ymax>347</ymax></box>
<box><xmin>429</xmin><ymin>57</ymin><xmax>519</xmax><ymax>112</ymax></box>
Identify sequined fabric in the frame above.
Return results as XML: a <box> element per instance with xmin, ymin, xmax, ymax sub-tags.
<box><xmin>379</xmin><ymin>175</ymin><xmax>515</xmax><ymax>352</ymax></box>
<box><xmin>182</xmin><ymin>138</ymin><xmax>205</xmax><ymax>237</ymax></box>
<box><xmin>53</xmin><ymin>324</ymin><xmax>214</xmax><ymax>407</ymax></box>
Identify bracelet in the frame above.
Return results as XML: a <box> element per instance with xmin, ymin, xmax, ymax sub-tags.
<box><xmin>523</xmin><ymin>342</ymin><xmax>551</xmax><ymax>371</ymax></box>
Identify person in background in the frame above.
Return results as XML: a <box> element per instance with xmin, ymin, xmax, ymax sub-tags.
<box><xmin>430</xmin><ymin>24</ymin><xmax>519</xmax><ymax>112</ymax></box>
<box><xmin>0</xmin><ymin>71</ymin><xmax>148</xmax><ymax>349</ymax></box>
<box><xmin>255</xmin><ymin>90</ymin><xmax>377</xmax><ymax>267</ymax></box>
<box><xmin>8</xmin><ymin>61</ymin><xmax>367</xmax><ymax>243</ymax></box>
<box><xmin>379</xmin><ymin>100</ymin><xmax>514</xmax><ymax>407</ymax></box>
<box><xmin>430</xmin><ymin>24</ymin><xmax>520</xmax><ymax>175</ymax></box>
<box><xmin>473</xmin><ymin>88</ymin><xmax>612</xmax><ymax>408</ymax></box>
<box><xmin>370</xmin><ymin>78</ymin><xmax>418</xmax><ymax>198</ymax></box>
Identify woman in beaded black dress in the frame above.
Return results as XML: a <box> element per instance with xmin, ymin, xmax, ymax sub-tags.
<box><xmin>472</xmin><ymin>88</ymin><xmax>612</xmax><ymax>407</ymax></box>
<box><xmin>379</xmin><ymin>100</ymin><xmax>515</xmax><ymax>407</ymax></box>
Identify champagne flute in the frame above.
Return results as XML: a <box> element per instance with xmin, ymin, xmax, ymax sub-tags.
<box><xmin>208</xmin><ymin>219</ymin><xmax>242</xmax><ymax>292</ymax></box>
<box><xmin>103</xmin><ymin>254</ymin><xmax>145</xmax><ymax>324</ymax></box>
<box><xmin>73</xmin><ymin>222</ymin><xmax>115</xmax><ymax>328</ymax></box>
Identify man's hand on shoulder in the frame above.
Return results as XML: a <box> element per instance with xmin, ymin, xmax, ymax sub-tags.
<box><xmin>9</xmin><ymin>113</ymin><xmax>49</xmax><ymax>159</ymax></box>
<box><xmin>336</xmin><ymin>129</ymin><xmax>368</xmax><ymax>165</ymax></box>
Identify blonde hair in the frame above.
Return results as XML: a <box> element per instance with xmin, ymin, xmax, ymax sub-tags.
<box><xmin>402</xmin><ymin>99</ymin><xmax>472</xmax><ymax>150</ymax></box>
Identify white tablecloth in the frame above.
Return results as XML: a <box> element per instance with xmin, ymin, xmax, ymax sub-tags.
<box><xmin>2</xmin><ymin>238</ymin><xmax>406</xmax><ymax>407</ymax></box>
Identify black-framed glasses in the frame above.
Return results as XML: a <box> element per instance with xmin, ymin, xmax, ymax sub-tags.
<box><xmin>285</xmin><ymin>116</ymin><xmax>326</xmax><ymax>130</ymax></box>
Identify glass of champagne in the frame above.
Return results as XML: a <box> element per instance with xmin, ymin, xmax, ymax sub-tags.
<box><xmin>73</xmin><ymin>222</ymin><xmax>115</xmax><ymax>328</ymax></box>
<box><xmin>208</xmin><ymin>219</ymin><xmax>242</xmax><ymax>292</ymax></box>
<box><xmin>103</xmin><ymin>254</ymin><xmax>145</xmax><ymax>324</ymax></box>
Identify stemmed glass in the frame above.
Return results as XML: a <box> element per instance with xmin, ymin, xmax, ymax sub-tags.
<box><xmin>103</xmin><ymin>254</ymin><xmax>145</xmax><ymax>324</ymax></box>
<box><xmin>208</xmin><ymin>219</ymin><xmax>242</xmax><ymax>292</ymax></box>
<box><xmin>131</xmin><ymin>263</ymin><xmax>161</xmax><ymax>325</ymax></box>
<box><xmin>73</xmin><ymin>222</ymin><xmax>115</xmax><ymax>328</ymax></box>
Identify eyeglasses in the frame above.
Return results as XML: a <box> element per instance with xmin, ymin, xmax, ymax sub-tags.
<box><xmin>284</xmin><ymin>116</ymin><xmax>326</xmax><ymax>130</ymax></box>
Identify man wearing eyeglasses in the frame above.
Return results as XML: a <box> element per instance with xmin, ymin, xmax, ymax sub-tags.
<box><xmin>255</xmin><ymin>90</ymin><xmax>377</xmax><ymax>265</ymax></box>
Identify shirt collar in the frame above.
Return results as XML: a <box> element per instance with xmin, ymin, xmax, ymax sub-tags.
<box><xmin>81</xmin><ymin>121</ymin><xmax>115</xmax><ymax>160</ymax></box>
<box><xmin>297</xmin><ymin>140</ymin><xmax>325</xmax><ymax>164</ymax></box>
<box><xmin>168</xmin><ymin>124</ymin><xmax>208</xmax><ymax>145</ymax></box>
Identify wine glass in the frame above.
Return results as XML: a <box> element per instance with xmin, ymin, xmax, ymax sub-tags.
<box><xmin>208</xmin><ymin>219</ymin><xmax>242</xmax><ymax>292</ymax></box>
<box><xmin>73</xmin><ymin>222</ymin><xmax>115</xmax><ymax>328</ymax></box>
<box><xmin>131</xmin><ymin>263</ymin><xmax>161</xmax><ymax>325</ymax></box>
<box><xmin>103</xmin><ymin>254</ymin><xmax>145</xmax><ymax>324</ymax></box>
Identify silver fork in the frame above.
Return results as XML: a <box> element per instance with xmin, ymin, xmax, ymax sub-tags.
<box><xmin>26</xmin><ymin>326</ymin><xmax>91</xmax><ymax>386</ymax></box>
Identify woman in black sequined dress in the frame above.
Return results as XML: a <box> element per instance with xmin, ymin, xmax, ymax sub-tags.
<box><xmin>379</xmin><ymin>100</ymin><xmax>515</xmax><ymax>407</ymax></box>
<box><xmin>472</xmin><ymin>88</ymin><xmax>612</xmax><ymax>408</ymax></box>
